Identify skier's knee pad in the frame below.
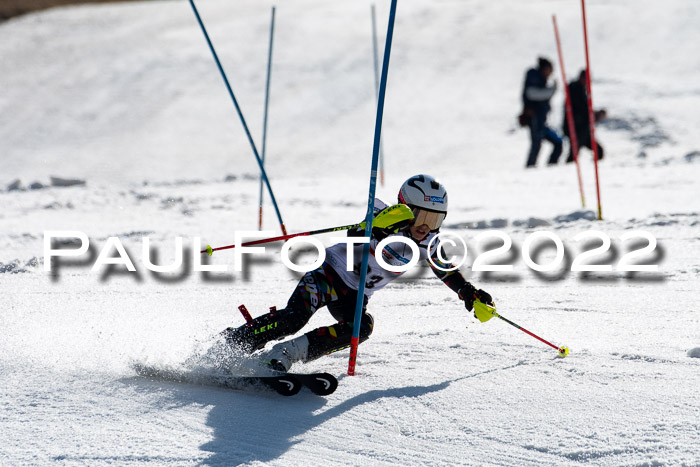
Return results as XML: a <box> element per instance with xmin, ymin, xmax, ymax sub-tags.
<box><xmin>327</xmin><ymin>294</ymin><xmax>368</xmax><ymax>322</ymax></box>
<box><xmin>304</xmin><ymin>312</ymin><xmax>374</xmax><ymax>361</ymax></box>
<box><xmin>358</xmin><ymin>312</ymin><xmax>374</xmax><ymax>342</ymax></box>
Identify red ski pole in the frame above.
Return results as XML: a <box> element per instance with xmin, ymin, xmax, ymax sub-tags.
<box><xmin>201</xmin><ymin>222</ymin><xmax>362</xmax><ymax>255</ymax></box>
<box><xmin>202</xmin><ymin>203</ymin><xmax>413</xmax><ymax>255</ymax></box>
<box><xmin>475</xmin><ymin>301</ymin><xmax>569</xmax><ymax>357</ymax></box>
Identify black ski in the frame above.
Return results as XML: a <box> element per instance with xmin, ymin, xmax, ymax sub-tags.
<box><xmin>132</xmin><ymin>363</ymin><xmax>302</xmax><ymax>396</ymax></box>
<box><xmin>233</xmin><ymin>374</ymin><xmax>302</xmax><ymax>396</ymax></box>
<box><xmin>292</xmin><ymin>372</ymin><xmax>338</xmax><ymax>396</ymax></box>
<box><xmin>132</xmin><ymin>363</ymin><xmax>337</xmax><ymax>396</ymax></box>
<box><xmin>218</xmin><ymin>371</ymin><xmax>337</xmax><ymax>396</ymax></box>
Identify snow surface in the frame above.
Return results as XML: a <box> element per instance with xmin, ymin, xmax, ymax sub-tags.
<box><xmin>2</xmin><ymin>0</ymin><xmax>700</xmax><ymax>465</ymax></box>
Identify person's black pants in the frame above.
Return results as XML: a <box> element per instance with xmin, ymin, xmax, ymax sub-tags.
<box><xmin>222</xmin><ymin>264</ymin><xmax>373</xmax><ymax>360</ymax></box>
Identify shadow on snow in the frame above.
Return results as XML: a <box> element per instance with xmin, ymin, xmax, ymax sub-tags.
<box><xmin>123</xmin><ymin>362</ymin><xmax>522</xmax><ymax>465</ymax></box>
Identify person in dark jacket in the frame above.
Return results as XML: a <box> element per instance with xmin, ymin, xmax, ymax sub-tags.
<box><xmin>563</xmin><ymin>70</ymin><xmax>606</xmax><ymax>163</ymax></box>
<box><xmin>521</xmin><ymin>57</ymin><xmax>563</xmax><ymax>168</ymax></box>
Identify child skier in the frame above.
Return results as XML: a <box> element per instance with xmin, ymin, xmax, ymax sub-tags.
<box><xmin>223</xmin><ymin>174</ymin><xmax>494</xmax><ymax>372</ymax></box>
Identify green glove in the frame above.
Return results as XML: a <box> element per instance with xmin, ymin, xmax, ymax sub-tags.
<box><xmin>473</xmin><ymin>300</ymin><xmax>496</xmax><ymax>323</ymax></box>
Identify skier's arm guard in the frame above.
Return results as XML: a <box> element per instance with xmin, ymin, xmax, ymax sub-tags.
<box><xmin>428</xmin><ymin>244</ymin><xmax>468</xmax><ymax>293</ymax></box>
<box><xmin>428</xmin><ymin>246</ymin><xmax>494</xmax><ymax>314</ymax></box>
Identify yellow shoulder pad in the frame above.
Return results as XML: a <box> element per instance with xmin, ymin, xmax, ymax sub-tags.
<box><xmin>373</xmin><ymin>204</ymin><xmax>414</xmax><ymax>230</ymax></box>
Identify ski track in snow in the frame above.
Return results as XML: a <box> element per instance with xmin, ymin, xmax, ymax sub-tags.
<box><xmin>2</xmin><ymin>0</ymin><xmax>700</xmax><ymax>465</ymax></box>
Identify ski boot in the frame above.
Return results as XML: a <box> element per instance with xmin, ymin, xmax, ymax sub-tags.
<box><xmin>263</xmin><ymin>335</ymin><xmax>310</xmax><ymax>373</ymax></box>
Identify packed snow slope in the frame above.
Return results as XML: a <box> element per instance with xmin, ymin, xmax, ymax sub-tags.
<box><xmin>1</xmin><ymin>0</ymin><xmax>699</xmax><ymax>465</ymax></box>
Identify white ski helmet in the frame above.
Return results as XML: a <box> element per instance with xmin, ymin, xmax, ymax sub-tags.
<box><xmin>398</xmin><ymin>174</ymin><xmax>448</xmax><ymax>231</ymax></box>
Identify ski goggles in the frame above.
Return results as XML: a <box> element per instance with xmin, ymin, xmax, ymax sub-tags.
<box><xmin>411</xmin><ymin>208</ymin><xmax>446</xmax><ymax>231</ymax></box>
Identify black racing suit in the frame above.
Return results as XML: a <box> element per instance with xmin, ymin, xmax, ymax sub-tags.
<box><xmin>223</xmin><ymin>227</ymin><xmax>470</xmax><ymax>363</ymax></box>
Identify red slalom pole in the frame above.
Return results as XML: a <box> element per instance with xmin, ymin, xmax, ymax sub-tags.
<box><xmin>552</xmin><ymin>15</ymin><xmax>585</xmax><ymax>208</ymax></box>
<box><xmin>580</xmin><ymin>0</ymin><xmax>603</xmax><ymax>220</ymax></box>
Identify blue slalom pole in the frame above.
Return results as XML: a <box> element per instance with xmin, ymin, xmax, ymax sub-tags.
<box><xmin>189</xmin><ymin>0</ymin><xmax>288</xmax><ymax>235</ymax></box>
<box><xmin>348</xmin><ymin>0</ymin><xmax>398</xmax><ymax>376</ymax></box>
<box><xmin>370</xmin><ymin>4</ymin><xmax>386</xmax><ymax>187</ymax></box>
<box><xmin>258</xmin><ymin>6</ymin><xmax>276</xmax><ymax>230</ymax></box>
